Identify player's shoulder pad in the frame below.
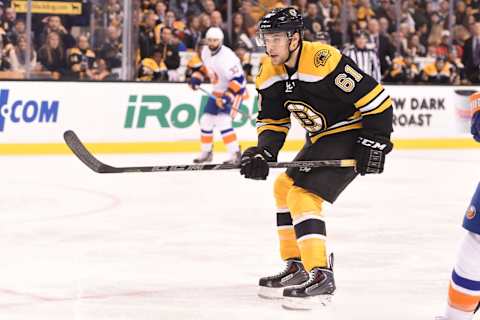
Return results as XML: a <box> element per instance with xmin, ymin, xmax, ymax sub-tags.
<box><xmin>297</xmin><ymin>41</ymin><xmax>342</xmax><ymax>81</ymax></box>
<box><xmin>255</xmin><ymin>55</ymin><xmax>287</xmax><ymax>91</ymax></box>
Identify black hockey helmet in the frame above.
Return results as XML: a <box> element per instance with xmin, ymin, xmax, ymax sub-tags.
<box><xmin>256</xmin><ymin>7</ymin><xmax>304</xmax><ymax>46</ymax></box>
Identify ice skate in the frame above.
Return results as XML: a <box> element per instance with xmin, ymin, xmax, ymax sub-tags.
<box><xmin>223</xmin><ymin>151</ymin><xmax>241</xmax><ymax>165</ymax></box>
<box><xmin>281</xmin><ymin>266</ymin><xmax>336</xmax><ymax>310</ymax></box>
<box><xmin>193</xmin><ymin>151</ymin><xmax>213</xmax><ymax>164</ymax></box>
<box><xmin>258</xmin><ymin>258</ymin><xmax>309</xmax><ymax>299</ymax></box>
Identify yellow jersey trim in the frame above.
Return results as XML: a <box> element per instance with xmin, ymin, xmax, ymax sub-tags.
<box><xmin>310</xmin><ymin>123</ymin><xmax>363</xmax><ymax>143</ymax></box>
<box><xmin>257</xmin><ymin>125</ymin><xmax>290</xmax><ymax>135</ymax></box>
<box><xmin>362</xmin><ymin>97</ymin><xmax>392</xmax><ymax>116</ymax></box>
<box><xmin>355</xmin><ymin>84</ymin><xmax>383</xmax><ymax>108</ymax></box>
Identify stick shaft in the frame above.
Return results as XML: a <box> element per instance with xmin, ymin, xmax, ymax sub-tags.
<box><xmin>64</xmin><ymin>130</ymin><xmax>356</xmax><ymax>174</ymax></box>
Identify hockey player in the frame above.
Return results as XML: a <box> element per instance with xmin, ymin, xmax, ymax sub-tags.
<box><xmin>188</xmin><ymin>27</ymin><xmax>245</xmax><ymax>164</ymax></box>
<box><xmin>436</xmin><ymin>92</ymin><xmax>480</xmax><ymax>320</ymax></box>
<box><xmin>239</xmin><ymin>7</ymin><xmax>393</xmax><ymax>309</ymax></box>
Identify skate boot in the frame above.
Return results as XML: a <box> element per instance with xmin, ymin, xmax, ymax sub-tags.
<box><xmin>193</xmin><ymin>151</ymin><xmax>213</xmax><ymax>164</ymax></box>
<box><xmin>281</xmin><ymin>266</ymin><xmax>336</xmax><ymax>310</ymax></box>
<box><xmin>223</xmin><ymin>151</ymin><xmax>241</xmax><ymax>165</ymax></box>
<box><xmin>258</xmin><ymin>258</ymin><xmax>309</xmax><ymax>299</ymax></box>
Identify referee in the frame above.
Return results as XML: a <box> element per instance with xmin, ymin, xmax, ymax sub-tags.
<box><xmin>343</xmin><ymin>30</ymin><xmax>382</xmax><ymax>82</ymax></box>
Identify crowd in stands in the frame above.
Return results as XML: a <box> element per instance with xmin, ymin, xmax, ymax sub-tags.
<box><xmin>0</xmin><ymin>0</ymin><xmax>121</xmax><ymax>80</ymax></box>
<box><xmin>0</xmin><ymin>0</ymin><xmax>479</xmax><ymax>84</ymax></box>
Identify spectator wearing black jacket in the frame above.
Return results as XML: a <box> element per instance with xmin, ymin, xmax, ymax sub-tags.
<box><xmin>138</xmin><ymin>12</ymin><xmax>157</xmax><ymax>60</ymax></box>
<box><xmin>462</xmin><ymin>21</ymin><xmax>480</xmax><ymax>83</ymax></box>
<box><xmin>157</xmin><ymin>26</ymin><xmax>180</xmax><ymax>80</ymax></box>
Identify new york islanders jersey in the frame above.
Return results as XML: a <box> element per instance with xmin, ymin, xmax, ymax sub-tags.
<box><xmin>255</xmin><ymin>41</ymin><xmax>393</xmax><ymax>155</ymax></box>
<box><xmin>200</xmin><ymin>45</ymin><xmax>246</xmax><ymax>94</ymax></box>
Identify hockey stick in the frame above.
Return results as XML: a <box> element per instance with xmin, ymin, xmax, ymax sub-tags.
<box><xmin>64</xmin><ymin>130</ymin><xmax>356</xmax><ymax>174</ymax></box>
<box><xmin>198</xmin><ymin>87</ymin><xmax>255</xmax><ymax>121</ymax></box>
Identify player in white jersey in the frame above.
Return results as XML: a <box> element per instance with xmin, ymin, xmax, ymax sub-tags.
<box><xmin>436</xmin><ymin>92</ymin><xmax>480</xmax><ymax>320</ymax></box>
<box><xmin>188</xmin><ymin>27</ymin><xmax>246</xmax><ymax>164</ymax></box>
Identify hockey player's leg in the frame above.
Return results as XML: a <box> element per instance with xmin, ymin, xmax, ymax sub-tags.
<box><xmin>215</xmin><ymin>113</ymin><xmax>241</xmax><ymax>164</ymax></box>
<box><xmin>282</xmin><ymin>186</ymin><xmax>334</xmax><ymax>310</ymax></box>
<box><xmin>438</xmin><ymin>183</ymin><xmax>480</xmax><ymax>320</ymax></box>
<box><xmin>258</xmin><ymin>173</ymin><xmax>308</xmax><ymax>299</ymax></box>
<box><xmin>194</xmin><ymin>113</ymin><xmax>215</xmax><ymax>163</ymax></box>
<box><xmin>441</xmin><ymin>232</ymin><xmax>480</xmax><ymax>320</ymax></box>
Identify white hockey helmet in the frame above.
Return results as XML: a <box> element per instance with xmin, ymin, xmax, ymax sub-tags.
<box><xmin>205</xmin><ymin>27</ymin><xmax>224</xmax><ymax>42</ymax></box>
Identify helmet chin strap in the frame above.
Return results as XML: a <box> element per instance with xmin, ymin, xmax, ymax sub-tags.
<box><xmin>284</xmin><ymin>38</ymin><xmax>300</xmax><ymax>65</ymax></box>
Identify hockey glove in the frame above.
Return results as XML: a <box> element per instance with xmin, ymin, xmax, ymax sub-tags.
<box><xmin>240</xmin><ymin>147</ymin><xmax>275</xmax><ymax>180</ymax></box>
<box><xmin>471</xmin><ymin>111</ymin><xmax>480</xmax><ymax>142</ymax></box>
<box><xmin>189</xmin><ymin>71</ymin><xmax>203</xmax><ymax>90</ymax></box>
<box><xmin>215</xmin><ymin>92</ymin><xmax>233</xmax><ymax>111</ymax></box>
<box><xmin>354</xmin><ymin>132</ymin><xmax>393</xmax><ymax>176</ymax></box>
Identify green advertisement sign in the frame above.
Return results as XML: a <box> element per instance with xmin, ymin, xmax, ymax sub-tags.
<box><xmin>124</xmin><ymin>94</ymin><xmax>258</xmax><ymax>129</ymax></box>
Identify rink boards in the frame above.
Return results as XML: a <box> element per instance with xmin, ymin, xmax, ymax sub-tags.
<box><xmin>0</xmin><ymin>82</ymin><xmax>479</xmax><ymax>154</ymax></box>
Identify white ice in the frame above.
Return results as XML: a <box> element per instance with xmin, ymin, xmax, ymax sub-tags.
<box><xmin>1</xmin><ymin>149</ymin><xmax>480</xmax><ymax>320</ymax></box>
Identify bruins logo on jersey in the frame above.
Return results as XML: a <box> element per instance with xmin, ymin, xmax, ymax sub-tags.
<box><xmin>285</xmin><ymin>100</ymin><xmax>326</xmax><ymax>133</ymax></box>
<box><xmin>314</xmin><ymin>49</ymin><xmax>331</xmax><ymax>68</ymax></box>
<box><xmin>466</xmin><ymin>205</ymin><xmax>476</xmax><ymax>220</ymax></box>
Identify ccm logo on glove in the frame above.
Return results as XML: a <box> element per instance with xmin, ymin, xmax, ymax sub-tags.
<box><xmin>357</xmin><ymin>137</ymin><xmax>389</xmax><ymax>150</ymax></box>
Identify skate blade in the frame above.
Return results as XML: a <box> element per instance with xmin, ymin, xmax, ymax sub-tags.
<box><xmin>258</xmin><ymin>286</ymin><xmax>284</xmax><ymax>300</ymax></box>
<box><xmin>281</xmin><ymin>294</ymin><xmax>332</xmax><ymax>311</ymax></box>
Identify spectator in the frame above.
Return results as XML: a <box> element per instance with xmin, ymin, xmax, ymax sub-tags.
<box><xmin>304</xmin><ymin>3</ymin><xmax>323</xmax><ymax>36</ymax></box>
<box><xmin>202</xmin><ymin>0</ymin><xmax>216</xmax><ymax>15</ymax></box>
<box><xmin>38</xmin><ymin>16</ymin><xmax>75</xmax><ymax>50</ymax></box>
<box><xmin>139</xmin><ymin>11</ymin><xmax>157</xmax><ymax>59</ymax></box>
<box><xmin>463</xmin><ymin>21</ymin><xmax>480</xmax><ymax>83</ymax></box>
<box><xmin>237</xmin><ymin>0</ymin><xmax>256</xmax><ymax>36</ymax></box>
<box><xmin>67</xmin><ymin>34</ymin><xmax>96</xmax><ymax>80</ymax></box>
<box><xmin>421</xmin><ymin>55</ymin><xmax>454</xmax><ymax>84</ymax></box>
<box><xmin>356</xmin><ymin>0</ymin><xmax>376</xmax><ymax>22</ymax></box>
<box><xmin>164</xmin><ymin>10</ymin><xmax>186</xmax><ymax>32</ymax></box>
<box><xmin>172</xmin><ymin>30</ymin><xmax>187</xmax><ymax>52</ymax></box>
<box><xmin>231</xmin><ymin>12</ymin><xmax>253</xmax><ymax>51</ymax></box>
<box><xmin>97</xmin><ymin>25</ymin><xmax>122</xmax><ymax>70</ymax></box>
<box><xmin>447</xmin><ymin>47</ymin><xmax>465</xmax><ymax>84</ymax></box>
<box><xmin>37</xmin><ymin>31</ymin><xmax>67</xmax><ymax>79</ymax></box>
<box><xmin>105</xmin><ymin>0</ymin><xmax>123</xmax><ymax>26</ymax></box>
<box><xmin>375</xmin><ymin>0</ymin><xmax>396</xmax><ymax>33</ymax></box>
<box><xmin>234</xmin><ymin>41</ymin><xmax>253</xmax><ymax>83</ymax></box>
<box><xmin>408</xmin><ymin>34</ymin><xmax>427</xmax><ymax>57</ymax></box>
<box><xmin>385</xmin><ymin>55</ymin><xmax>420</xmax><ymax>83</ymax></box>
<box><xmin>8</xmin><ymin>35</ymin><xmax>37</xmax><ymax>72</ymax></box>
<box><xmin>9</xmin><ymin>19</ymin><xmax>28</xmax><ymax>46</ymax></box>
<box><xmin>89</xmin><ymin>57</ymin><xmax>113</xmax><ymax>81</ymax></box>
<box><xmin>2</xmin><ymin>7</ymin><xmax>16</xmax><ymax>43</ymax></box>
<box><xmin>317</xmin><ymin>0</ymin><xmax>332</xmax><ymax>25</ymax></box>
<box><xmin>210</xmin><ymin>10</ymin><xmax>230</xmax><ymax>46</ymax></box>
<box><xmin>455</xmin><ymin>1</ymin><xmax>469</xmax><ymax>28</ymax></box>
<box><xmin>157</xmin><ymin>26</ymin><xmax>180</xmax><ymax>80</ymax></box>
<box><xmin>368</xmin><ymin>18</ymin><xmax>396</xmax><ymax>76</ymax></box>
<box><xmin>154</xmin><ymin>1</ymin><xmax>167</xmax><ymax>24</ymax></box>
<box><xmin>184</xmin><ymin>15</ymin><xmax>203</xmax><ymax>50</ymax></box>
<box><xmin>137</xmin><ymin>47</ymin><xmax>168</xmax><ymax>81</ymax></box>
<box><xmin>199</xmin><ymin>13</ymin><xmax>212</xmax><ymax>36</ymax></box>
<box><xmin>292</xmin><ymin>0</ymin><xmax>307</xmax><ymax>13</ymax></box>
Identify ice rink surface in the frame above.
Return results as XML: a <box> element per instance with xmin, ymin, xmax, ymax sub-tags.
<box><xmin>1</xmin><ymin>149</ymin><xmax>480</xmax><ymax>320</ymax></box>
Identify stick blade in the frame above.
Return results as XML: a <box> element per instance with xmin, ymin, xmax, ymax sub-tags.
<box><xmin>63</xmin><ymin>130</ymin><xmax>117</xmax><ymax>173</ymax></box>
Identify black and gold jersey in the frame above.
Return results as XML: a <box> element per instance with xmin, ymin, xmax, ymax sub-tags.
<box><xmin>255</xmin><ymin>41</ymin><xmax>393</xmax><ymax>156</ymax></box>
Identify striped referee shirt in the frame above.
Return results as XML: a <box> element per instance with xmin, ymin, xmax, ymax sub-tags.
<box><xmin>342</xmin><ymin>45</ymin><xmax>382</xmax><ymax>82</ymax></box>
